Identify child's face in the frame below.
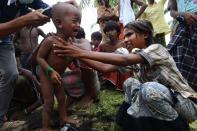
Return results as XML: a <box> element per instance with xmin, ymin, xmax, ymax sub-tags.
<box><xmin>91</xmin><ymin>38</ymin><xmax>101</xmax><ymax>48</ymax></box>
<box><xmin>61</xmin><ymin>11</ymin><xmax>81</xmax><ymax>38</ymax></box>
<box><xmin>105</xmin><ymin>29</ymin><xmax>118</xmax><ymax>43</ymax></box>
<box><xmin>123</xmin><ymin>28</ymin><xmax>146</xmax><ymax>51</ymax></box>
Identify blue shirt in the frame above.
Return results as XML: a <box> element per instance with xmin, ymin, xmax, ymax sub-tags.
<box><xmin>176</xmin><ymin>0</ymin><xmax>197</xmax><ymax>13</ymax></box>
<box><xmin>0</xmin><ymin>0</ymin><xmax>48</xmax><ymax>44</ymax></box>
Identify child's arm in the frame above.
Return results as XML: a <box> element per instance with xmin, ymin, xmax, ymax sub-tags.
<box><xmin>18</xmin><ymin>67</ymin><xmax>41</xmax><ymax>90</ymax></box>
<box><xmin>36</xmin><ymin>37</ymin><xmax>52</xmax><ymax>71</ymax></box>
<box><xmin>80</xmin><ymin>58</ymin><xmax>118</xmax><ymax>73</ymax></box>
<box><xmin>36</xmin><ymin>37</ymin><xmax>61</xmax><ymax>86</ymax></box>
<box><xmin>133</xmin><ymin>0</ymin><xmax>147</xmax><ymax>19</ymax></box>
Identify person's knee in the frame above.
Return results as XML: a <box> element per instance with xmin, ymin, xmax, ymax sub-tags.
<box><xmin>141</xmin><ymin>82</ymin><xmax>165</xmax><ymax>103</ymax></box>
<box><xmin>123</xmin><ymin>78</ymin><xmax>140</xmax><ymax>91</ymax></box>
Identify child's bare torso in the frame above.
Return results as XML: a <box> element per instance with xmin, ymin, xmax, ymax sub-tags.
<box><xmin>42</xmin><ymin>37</ymin><xmax>91</xmax><ymax>75</ymax></box>
<box><xmin>18</xmin><ymin>27</ymin><xmax>40</xmax><ymax>53</ymax></box>
<box><xmin>46</xmin><ymin>36</ymin><xmax>74</xmax><ymax>75</ymax></box>
<box><xmin>100</xmin><ymin>41</ymin><xmax>123</xmax><ymax>52</ymax></box>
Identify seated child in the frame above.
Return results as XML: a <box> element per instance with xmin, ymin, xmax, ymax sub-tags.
<box><xmin>99</xmin><ymin>20</ymin><xmax>122</xmax><ymax>52</ymax></box>
<box><xmin>99</xmin><ymin>20</ymin><xmax>133</xmax><ymax>90</ymax></box>
<box><xmin>90</xmin><ymin>31</ymin><xmax>102</xmax><ymax>51</ymax></box>
<box><xmin>65</xmin><ymin>27</ymin><xmax>100</xmax><ymax>108</ymax></box>
<box><xmin>36</xmin><ymin>2</ymin><xmax>81</xmax><ymax>130</ymax></box>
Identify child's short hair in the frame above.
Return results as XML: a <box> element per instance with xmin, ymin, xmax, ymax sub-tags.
<box><xmin>103</xmin><ymin>20</ymin><xmax>120</xmax><ymax>35</ymax></box>
<box><xmin>91</xmin><ymin>31</ymin><xmax>102</xmax><ymax>41</ymax></box>
<box><xmin>76</xmin><ymin>27</ymin><xmax>85</xmax><ymax>39</ymax></box>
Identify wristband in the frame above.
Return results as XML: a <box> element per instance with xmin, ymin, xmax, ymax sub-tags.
<box><xmin>45</xmin><ymin>66</ymin><xmax>54</xmax><ymax>80</ymax></box>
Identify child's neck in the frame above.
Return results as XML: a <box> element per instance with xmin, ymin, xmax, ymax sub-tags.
<box><xmin>109</xmin><ymin>39</ymin><xmax>119</xmax><ymax>45</ymax></box>
<box><xmin>56</xmin><ymin>32</ymin><xmax>71</xmax><ymax>41</ymax></box>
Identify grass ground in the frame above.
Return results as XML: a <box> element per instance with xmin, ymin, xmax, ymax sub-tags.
<box><xmin>4</xmin><ymin>85</ymin><xmax>197</xmax><ymax>131</ymax></box>
<box><xmin>6</xmin><ymin>86</ymin><xmax>124</xmax><ymax>131</ymax></box>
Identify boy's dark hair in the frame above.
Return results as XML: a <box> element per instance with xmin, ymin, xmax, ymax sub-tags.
<box><xmin>91</xmin><ymin>31</ymin><xmax>102</xmax><ymax>41</ymax></box>
<box><xmin>124</xmin><ymin>20</ymin><xmax>154</xmax><ymax>46</ymax></box>
<box><xmin>103</xmin><ymin>20</ymin><xmax>120</xmax><ymax>35</ymax></box>
<box><xmin>75</xmin><ymin>27</ymin><xmax>85</xmax><ymax>39</ymax></box>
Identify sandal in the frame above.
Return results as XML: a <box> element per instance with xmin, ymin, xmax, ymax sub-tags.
<box><xmin>0</xmin><ymin>120</ymin><xmax>26</xmax><ymax>130</ymax></box>
<box><xmin>60</xmin><ymin>123</ymin><xmax>77</xmax><ymax>131</ymax></box>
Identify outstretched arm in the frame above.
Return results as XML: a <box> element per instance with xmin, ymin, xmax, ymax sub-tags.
<box><xmin>133</xmin><ymin>0</ymin><xmax>147</xmax><ymax>19</ymax></box>
<box><xmin>53</xmin><ymin>37</ymin><xmax>145</xmax><ymax>67</ymax></box>
<box><xmin>81</xmin><ymin>58</ymin><xmax>118</xmax><ymax>73</ymax></box>
<box><xmin>0</xmin><ymin>11</ymin><xmax>49</xmax><ymax>38</ymax></box>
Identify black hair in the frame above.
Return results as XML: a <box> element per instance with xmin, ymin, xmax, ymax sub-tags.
<box><xmin>91</xmin><ymin>31</ymin><xmax>102</xmax><ymax>41</ymax></box>
<box><xmin>103</xmin><ymin>20</ymin><xmax>120</xmax><ymax>35</ymax></box>
<box><xmin>75</xmin><ymin>27</ymin><xmax>85</xmax><ymax>39</ymax></box>
<box><xmin>124</xmin><ymin>20</ymin><xmax>154</xmax><ymax>46</ymax></box>
<box><xmin>97</xmin><ymin>0</ymin><xmax>110</xmax><ymax>7</ymax></box>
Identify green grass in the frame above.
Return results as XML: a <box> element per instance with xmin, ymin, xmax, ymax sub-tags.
<box><xmin>6</xmin><ymin>87</ymin><xmax>197</xmax><ymax>131</ymax></box>
<box><xmin>11</xmin><ymin>87</ymin><xmax>124</xmax><ymax>131</ymax></box>
<box><xmin>72</xmin><ymin>88</ymin><xmax>124</xmax><ymax>131</ymax></box>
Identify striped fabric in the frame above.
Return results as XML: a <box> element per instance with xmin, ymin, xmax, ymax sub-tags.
<box><xmin>167</xmin><ymin>23</ymin><xmax>197</xmax><ymax>91</ymax></box>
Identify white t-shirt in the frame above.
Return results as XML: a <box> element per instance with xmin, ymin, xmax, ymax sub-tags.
<box><xmin>119</xmin><ymin>0</ymin><xmax>135</xmax><ymax>26</ymax></box>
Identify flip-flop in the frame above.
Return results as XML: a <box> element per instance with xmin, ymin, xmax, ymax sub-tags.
<box><xmin>0</xmin><ymin>120</ymin><xmax>26</xmax><ymax>130</ymax></box>
<box><xmin>60</xmin><ymin>123</ymin><xmax>77</xmax><ymax>131</ymax></box>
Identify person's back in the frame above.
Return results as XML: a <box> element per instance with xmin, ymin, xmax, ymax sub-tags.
<box><xmin>140</xmin><ymin>0</ymin><xmax>170</xmax><ymax>46</ymax></box>
<box><xmin>16</xmin><ymin>26</ymin><xmax>46</xmax><ymax>53</ymax></box>
<box><xmin>14</xmin><ymin>26</ymin><xmax>46</xmax><ymax>70</ymax></box>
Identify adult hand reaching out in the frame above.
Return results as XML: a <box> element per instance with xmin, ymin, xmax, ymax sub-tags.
<box><xmin>52</xmin><ymin>36</ymin><xmax>86</xmax><ymax>58</ymax></box>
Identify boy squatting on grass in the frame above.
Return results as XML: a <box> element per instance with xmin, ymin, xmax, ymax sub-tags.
<box><xmin>36</xmin><ymin>2</ymin><xmax>91</xmax><ymax>130</ymax></box>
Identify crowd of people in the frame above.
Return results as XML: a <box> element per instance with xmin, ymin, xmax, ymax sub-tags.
<box><xmin>0</xmin><ymin>0</ymin><xmax>196</xmax><ymax>131</ymax></box>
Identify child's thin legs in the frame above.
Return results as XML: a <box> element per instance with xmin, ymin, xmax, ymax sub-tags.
<box><xmin>39</xmin><ymin>69</ymin><xmax>54</xmax><ymax>130</ymax></box>
<box><xmin>55</xmin><ymin>87</ymin><xmax>79</xmax><ymax>125</ymax></box>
